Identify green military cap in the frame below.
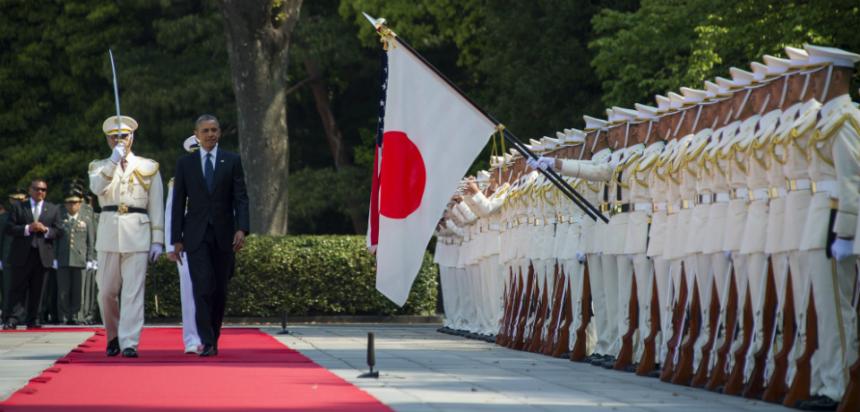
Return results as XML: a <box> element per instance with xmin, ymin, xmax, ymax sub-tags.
<box><xmin>8</xmin><ymin>188</ymin><xmax>26</xmax><ymax>201</ymax></box>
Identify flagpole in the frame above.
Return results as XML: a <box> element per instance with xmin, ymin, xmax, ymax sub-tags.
<box><xmin>363</xmin><ymin>13</ymin><xmax>607</xmax><ymax>223</ymax></box>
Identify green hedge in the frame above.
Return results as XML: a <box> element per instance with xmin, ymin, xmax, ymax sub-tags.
<box><xmin>144</xmin><ymin>235</ymin><xmax>438</xmax><ymax>318</ymax></box>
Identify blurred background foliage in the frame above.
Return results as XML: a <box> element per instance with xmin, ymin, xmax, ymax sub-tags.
<box><xmin>1</xmin><ymin>0</ymin><xmax>858</xmax><ymax>234</ymax></box>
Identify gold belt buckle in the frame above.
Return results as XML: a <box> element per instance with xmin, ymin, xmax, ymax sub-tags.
<box><xmin>117</xmin><ymin>203</ymin><xmax>128</xmax><ymax>214</ymax></box>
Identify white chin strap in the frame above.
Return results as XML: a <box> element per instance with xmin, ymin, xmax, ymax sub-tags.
<box><xmin>820</xmin><ymin>64</ymin><xmax>834</xmax><ymax>102</ymax></box>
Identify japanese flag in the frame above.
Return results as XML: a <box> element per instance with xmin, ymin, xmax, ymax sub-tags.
<box><xmin>371</xmin><ymin>38</ymin><xmax>496</xmax><ymax>306</ymax></box>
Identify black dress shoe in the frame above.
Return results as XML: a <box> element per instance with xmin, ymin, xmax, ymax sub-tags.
<box><xmin>795</xmin><ymin>395</ymin><xmax>838</xmax><ymax>411</ymax></box>
<box><xmin>199</xmin><ymin>345</ymin><xmax>218</xmax><ymax>357</ymax></box>
<box><xmin>25</xmin><ymin>321</ymin><xmax>41</xmax><ymax>329</ymax></box>
<box><xmin>106</xmin><ymin>338</ymin><xmax>120</xmax><ymax>357</ymax></box>
<box><xmin>121</xmin><ymin>348</ymin><xmax>138</xmax><ymax>358</ymax></box>
<box><xmin>3</xmin><ymin>319</ymin><xmax>18</xmax><ymax>330</ymax></box>
<box><xmin>65</xmin><ymin>320</ymin><xmax>79</xmax><ymax>326</ymax></box>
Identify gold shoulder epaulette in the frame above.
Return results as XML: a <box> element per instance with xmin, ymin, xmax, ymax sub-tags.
<box><xmin>134</xmin><ymin>158</ymin><xmax>160</xmax><ymax>177</ymax></box>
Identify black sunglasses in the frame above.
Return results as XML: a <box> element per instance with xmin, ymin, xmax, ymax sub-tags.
<box><xmin>31</xmin><ymin>187</ymin><xmax>47</xmax><ymax>192</ymax></box>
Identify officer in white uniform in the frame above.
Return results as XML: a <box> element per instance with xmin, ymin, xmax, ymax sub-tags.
<box><xmin>88</xmin><ymin>115</ymin><xmax>164</xmax><ymax>357</ymax></box>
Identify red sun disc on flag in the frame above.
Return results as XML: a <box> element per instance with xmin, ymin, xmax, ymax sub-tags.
<box><xmin>380</xmin><ymin>131</ymin><xmax>426</xmax><ymax>219</ymax></box>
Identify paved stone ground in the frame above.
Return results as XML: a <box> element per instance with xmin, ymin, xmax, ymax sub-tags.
<box><xmin>270</xmin><ymin>324</ymin><xmax>794</xmax><ymax>412</ymax></box>
<box><xmin>0</xmin><ymin>325</ymin><xmax>794</xmax><ymax>411</ymax></box>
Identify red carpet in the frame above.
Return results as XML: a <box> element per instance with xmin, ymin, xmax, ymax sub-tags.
<box><xmin>0</xmin><ymin>328</ymin><xmax>392</xmax><ymax>411</ymax></box>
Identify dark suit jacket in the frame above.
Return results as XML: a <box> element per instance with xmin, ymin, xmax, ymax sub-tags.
<box><xmin>4</xmin><ymin>200</ymin><xmax>64</xmax><ymax>268</ymax></box>
<box><xmin>171</xmin><ymin>148</ymin><xmax>250</xmax><ymax>253</ymax></box>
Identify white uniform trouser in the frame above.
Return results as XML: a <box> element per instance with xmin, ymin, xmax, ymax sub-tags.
<box><xmin>806</xmin><ymin>250</ymin><xmax>858</xmax><ymax>400</ymax></box>
<box><xmin>766</xmin><ymin>252</ymin><xmax>790</xmax><ymax>381</ymax></box>
<box><xmin>727</xmin><ymin>254</ymin><xmax>749</xmax><ymax>371</ymax></box>
<box><xmin>177</xmin><ymin>255</ymin><xmax>201</xmax><ymax>351</ymax></box>
<box><xmin>564</xmin><ymin>259</ymin><xmax>594</xmax><ymax>354</ymax></box>
<box><xmin>588</xmin><ymin>254</ymin><xmax>611</xmax><ymax>355</ymax></box>
<box><xmin>707</xmin><ymin>252</ymin><xmax>731</xmax><ymax>372</ymax></box>
<box><xmin>693</xmin><ymin>253</ymin><xmax>714</xmax><ymax>367</ymax></box>
<box><xmin>653</xmin><ymin>257</ymin><xmax>671</xmax><ymax>363</ymax></box>
<box><xmin>631</xmin><ymin>253</ymin><xmax>653</xmax><ymax>363</ymax></box>
<box><xmin>439</xmin><ymin>265</ymin><xmax>457</xmax><ymax>328</ymax></box>
<box><xmin>97</xmin><ymin>251</ymin><xmax>148</xmax><ymax>350</ymax></box>
<box><xmin>480</xmin><ymin>255</ymin><xmax>504</xmax><ymax>335</ymax></box>
<box><xmin>744</xmin><ymin>252</ymin><xmax>769</xmax><ymax>381</ymax></box>
<box><xmin>616</xmin><ymin>254</ymin><xmax>636</xmax><ymax>358</ymax></box>
<box><xmin>601</xmin><ymin>253</ymin><xmax>621</xmax><ymax>356</ymax></box>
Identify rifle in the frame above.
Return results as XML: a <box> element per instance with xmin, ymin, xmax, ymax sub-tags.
<box><xmin>511</xmin><ymin>264</ymin><xmax>535</xmax><ymax>350</ymax></box>
<box><xmin>661</xmin><ymin>265</ymin><xmax>689</xmax><ymax>382</ymax></box>
<box><xmin>691</xmin><ymin>278</ymin><xmax>721</xmax><ymax>387</ymax></box>
<box><xmin>743</xmin><ymin>258</ymin><xmax>778</xmax><ymax>399</ymax></box>
<box><xmin>706</xmin><ymin>267</ymin><xmax>739</xmax><ymax>391</ymax></box>
<box><xmin>637</xmin><ymin>273</ymin><xmax>662</xmax><ymax>376</ymax></box>
<box><xmin>782</xmin><ymin>292</ymin><xmax>817</xmax><ymax>408</ymax></box>
<box><xmin>570</xmin><ymin>261</ymin><xmax>593</xmax><ymax>361</ymax></box>
<box><xmin>614</xmin><ymin>273</ymin><xmax>639</xmax><ymax>371</ymax></box>
<box><xmin>527</xmin><ymin>274</ymin><xmax>550</xmax><ymax>352</ymax></box>
<box><xmin>673</xmin><ymin>276</ymin><xmax>702</xmax><ymax>384</ymax></box>
<box><xmin>836</xmin><ymin>291</ymin><xmax>860</xmax><ymax>412</ymax></box>
<box><xmin>762</xmin><ymin>268</ymin><xmax>796</xmax><ymax>402</ymax></box>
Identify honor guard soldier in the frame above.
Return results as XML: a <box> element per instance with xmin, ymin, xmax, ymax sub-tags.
<box><xmin>89</xmin><ymin>115</ymin><xmax>164</xmax><ymax>358</ymax></box>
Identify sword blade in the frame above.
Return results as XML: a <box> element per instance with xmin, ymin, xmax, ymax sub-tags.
<box><xmin>108</xmin><ymin>49</ymin><xmax>122</xmax><ymax>132</ymax></box>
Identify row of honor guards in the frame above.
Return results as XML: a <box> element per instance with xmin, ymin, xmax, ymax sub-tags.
<box><xmin>435</xmin><ymin>44</ymin><xmax>860</xmax><ymax>411</ymax></box>
<box><xmin>0</xmin><ymin>182</ymin><xmax>100</xmax><ymax>327</ymax></box>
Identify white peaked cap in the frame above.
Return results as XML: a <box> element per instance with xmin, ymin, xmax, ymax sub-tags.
<box><xmin>563</xmin><ymin>128</ymin><xmax>586</xmax><ymax>143</ymax></box>
<box><xmin>730</xmin><ymin>67</ymin><xmax>755</xmax><ymax>86</ymax></box>
<box><xmin>556</xmin><ymin>131</ymin><xmax>566</xmax><ymax>140</ymax></box>
<box><xmin>704</xmin><ymin>80</ymin><xmax>725</xmax><ymax>98</ymax></box>
<box><xmin>751</xmin><ymin>62</ymin><xmax>769</xmax><ymax>81</ymax></box>
<box><xmin>183</xmin><ymin>135</ymin><xmax>199</xmax><ymax>153</ymax></box>
<box><xmin>528</xmin><ymin>139</ymin><xmax>546</xmax><ymax>152</ymax></box>
<box><xmin>668</xmin><ymin>92</ymin><xmax>685</xmax><ymax>109</ymax></box>
<box><xmin>785</xmin><ymin>46</ymin><xmax>809</xmax><ymax>66</ymax></box>
<box><xmin>804</xmin><ymin>44</ymin><xmax>860</xmax><ymax>68</ymax></box>
<box><xmin>476</xmin><ymin>170</ymin><xmax>491</xmax><ymax>183</ymax></box>
<box><xmin>680</xmin><ymin>87</ymin><xmax>707</xmax><ymax>104</ymax></box>
<box><xmin>716</xmin><ymin>76</ymin><xmax>742</xmax><ymax>91</ymax></box>
<box><xmin>583</xmin><ymin>115</ymin><xmax>608</xmax><ymax>131</ymax></box>
<box><xmin>509</xmin><ymin>148</ymin><xmax>521</xmax><ymax>158</ymax></box>
<box><xmin>529</xmin><ymin>138</ymin><xmax>542</xmax><ymax>146</ymax></box>
<box><xmin>635</xmin><ymin>103</ymin><xmax>659</xmax><ymax>120</ymax></box>
<box><xmin>763</xmin><ymin>55</ymin><xmax>792</xmax><ymax>74</ymax></box>
<box><xmin>655</xmin><ymin>95</ymin><xmax>671</xmax><ymax>112</ymax></box>
<box><xmin>612</xmin><ymin>106</ymin><xmax>639</xmax><ymax>121</ymax></box>
<box><xmin>102</xmin><ymin>115</ymin><xmax>138</xmax><ymax>135</ymax></box>
<box><xmin>541</xmin><ymin>136</ymin><xmax>560</xmax><ymax>151</ymax></box>
<box><xmin>504</xmin><ymin>153</ymin><xmax>514</xmax><ymax>164</ymax></box>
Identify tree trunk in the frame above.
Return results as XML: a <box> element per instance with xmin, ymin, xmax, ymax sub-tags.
<box><xmin>219</xmin><ymin>0</ymin><xmax>302</xmax><ymax>235</ymax></box>
<box><xmin>303</xmin><ymin>56</ymin><xmax>365</xmax><ymax>234</ymax></box>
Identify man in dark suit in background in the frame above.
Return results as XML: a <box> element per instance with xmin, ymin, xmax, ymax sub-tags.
<box><xmin>170</xmin><ymin>114</ymin><xmax>249</xmax><ymax>356</ymax></box>
<box><xmin>3</xmin><ymin>179</ymin><xmax>64</xmax><ymax>329</ymax></box>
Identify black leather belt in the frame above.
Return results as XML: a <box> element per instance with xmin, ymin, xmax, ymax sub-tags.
<box><xmin>102</xmin><ymin>204</ymin><xmax>147</xmax><ymax>214</ymax></box>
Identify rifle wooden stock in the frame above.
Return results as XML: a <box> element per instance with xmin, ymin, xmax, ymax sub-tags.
<box><xmin>706</xmin><ymin>268</ymin><xmax>739</xmax><ymax>391</ymax></box>
<box><xmin>837</xmin><ymin>343</ymin><xmax>860</xmax><ymax>412</ymax></box>
<box><xmin>691</xmin><ymin>278</ymin><xmax>721</xmax><ymax>387</ymax></box>
<box><xmin>527</xmin><ymin>275</ymin><xmax>550</xmax><ymax>352</ymax></box>
<box><xmin>724</xmin><ymin>286</ymin><xmax>754</xmax><ymax>395</ymax></box>
<box><xmin>743</xmin><ymin>260</ymin><xmax>778</xmax><ymax>399</ymax></box>
<box><xmin>512</xmin><ymin>264</ymin><xmax>536</xmax><ymax>350</ymax></box>
<box><xmin>495</xmin><ymin>270</ymin><xmax>512</xmax><ymax>345</ymax></box>
<box><xmin>542</xmin><ymin>266</ymin><xmax>565</xmax><ymax>355</ymax></box>
<box><xmin>505</xmin><ymin>269</ymin><xmax>525</xmax><ymax>348</ymax></box>
<box><xmin>637</xmin><ymin>273</ymin><xmax>661</xmax><ymax>376</ymax></box>
<box><xmin>571</xmin><ymin>261</ymin><xmax>592</xmax><ymax>361</ymax></box>
<box><xmin>673</xmin><ymin>277</ymin><xmax>702</xmax><ymax>385</ymax></box>
<box><xmin>661</xmin><ymin>265</ymin><xmax>689</xmax><ymax>382</ymax></box>
<box><xmin>783</xmin><ymin>292</ymin><xmax>817</xmax><ymax>408</ymax></box>
<box><xmin>553</xmin><ymin>275</ymin><xmax>574</xmax><ymax>358</ymax></box>
<box><xmin>614</xmin><ymin>274</ymin><xmax>639</xmax><ymax>371</ymax></box>
<box><xmin>763</xmin><ymin>269</ymin><xmax>795</xmax><ymax>402</ymax></box>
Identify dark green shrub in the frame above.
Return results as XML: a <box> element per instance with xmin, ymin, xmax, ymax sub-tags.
<box><xmin>144</xmin><ymin>235</ymin><xmax>437</xmax><ymax>317</ymax></box>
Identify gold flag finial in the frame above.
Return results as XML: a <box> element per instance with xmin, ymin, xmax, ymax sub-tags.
<box><xmin>362</xmin><ymin>12</ymin><xmax>397</xmax><ymax>50</ymax></box>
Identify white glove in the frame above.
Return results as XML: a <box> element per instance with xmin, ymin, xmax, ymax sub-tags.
<box><xmin>92</xmin><ymin>260</ymin><xmax>98</xmax><ymax>270</ymax></box>
<box><xmin>576</xmin><ymin>251</ymin><xmax>586</xmax><ymax>263</ymax></box>
<box><xmin>149</xmin><ymin>243</ymin><xmax>163</xmax><ymax>262</ymax></box>
<box><xmin>110</xmin><ymin>144</ymin><xmax>126</xmax><ymax>164</ymax></box>
<box><xmin>85</xmin><ymin>261</ymin><xmax>94</xmax><ymax>271</ymax></box>
<box><xmin>52</xmin><ymin>260</ymin><xmax>58</xmax><ymax>270</ymax></box>
<box><xmin>831</xmin><ymin>238</ymin><xmax>855</xmax><ymax>261</ymax></box>
<box><xmin>0</xmin><ymin>260</ymin><xmax>3</xmax><ymax>270</ymax></box>
<box><xmin>527</xmin><ymin>156</ymin><xmax>555</xmax><ymax>171</ymax></box>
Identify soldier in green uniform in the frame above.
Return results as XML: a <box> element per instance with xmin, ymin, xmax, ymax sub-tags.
<box><xmin>78</xmin><ymin>189</ymin><xmax>99</xmax><ymax>324</ymax></box>
<box><xmin>55</xmin><ymin>187</ymin><xmax>95</xmax><ymax>325</ymax></box>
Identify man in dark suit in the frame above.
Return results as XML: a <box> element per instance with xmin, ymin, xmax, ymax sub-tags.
<box><xmin>0</xmin><ymin>189</ymin><xmax>27</xmax><ymax>318</ymax></box>
<box><xmin>170</xmin><ymin>114</ymin><xmax>249</xmax><ymax>356</ymax></box>
<box><xmin>3</xmin><ymin>179</ymin><xmax>64</xmax><ymax>329</ymax></box>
